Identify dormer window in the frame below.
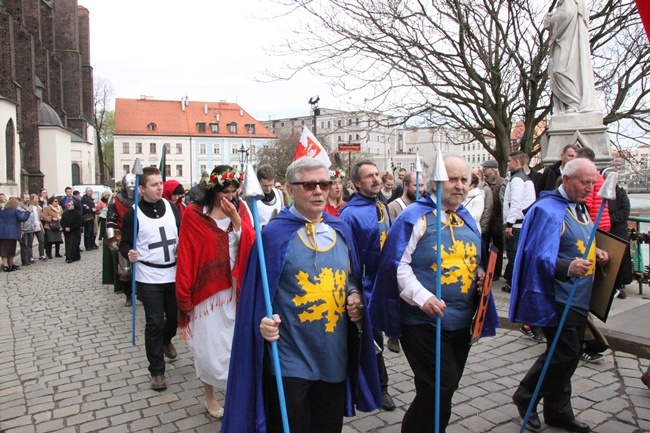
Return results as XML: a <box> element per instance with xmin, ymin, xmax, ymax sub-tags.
<box><xmin>196</xmin><ymin>122</ymin><xmax>206</xmax><ymax>133</ymax></box>
<box><xmin>228</xmin><ymin>122</ymin><xmax>237</xmax><ymax>134</ymax></box>
<box><xmin>210</xmin><ymin>122</ymin><xmax>219</xmax><ymax>133</ymax></box>
<box><xmin>148</xmin><ymin>122</ymin><xmax>156</xmax><ymax>131</ymax></box>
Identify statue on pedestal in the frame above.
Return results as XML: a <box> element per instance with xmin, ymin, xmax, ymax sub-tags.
<box><xmin>545</xmin><ymin>0</ymin><xmax>600</xmax><ymax>114</ymax></box>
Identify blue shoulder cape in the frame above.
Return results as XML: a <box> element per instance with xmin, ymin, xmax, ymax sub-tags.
<box><xmin>509</xmin><ymin>191</ymin><xmax>568</xmax><ymax>326</ymax></box>
<box><xmin>339</xmin><ymin>193</ymin><xmax>384</xmax><ymax>297</ymax></box>
<box><xmin>368</xmin><ymin>195</ymin><xmax>500</xmax><ymax>339</ymax></box>
<box><xmin>221</xmin><ymin>208</ymin><xmax>382</xmax><ymax>433</ymax></box>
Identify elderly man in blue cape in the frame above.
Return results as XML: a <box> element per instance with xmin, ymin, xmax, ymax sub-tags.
<box><xmin>222</xmin><ymin>157</ymin><xmax>381</xmax><ymax>433</ymax></box>
<box><xmin>370</xmin><ymin>155</ymin><xmax>500</xmax><ymax>433</ymax></box>
<box><xmin>509</xmin><ymin>158</ymin><xmax>609</xmax><ymax>433</ymax></box>
<box><xmin>339</xmin><ymin>159</ymin><xmax>396</xmax><ymax>411</ymax></box>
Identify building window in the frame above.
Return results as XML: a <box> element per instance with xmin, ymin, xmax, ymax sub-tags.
<box><xmin>197</xmin><ymin>122</ymin><xmax>206</xmax><ymax>133</ymax></box>
<box><xmin>327</xmin><ymin>121</ymin><xmax>331</xmax><ymax>128</ymax></box>
<box><xmin>135</xmin><ymin>142</ymin><xmax>142</xmax><ymax>154</ymax></box>
<box><xmin>338</xmin><ymin>120</ymin><xmax>342</xmax><ymax>127</ymax></box>
<box><xmin>200</xmin><ymin>164</ymin><xmax>207</xmax><ymax>174</ymax></box>
<box><xmin>176</xmin><ymin>165</ymin><xmax>183</xmax><ymax>177</ymax></box>
<box><xmin>228</xmin><ymin>122</ymin><xmax>237</xmax><ymax>134</ymax></box>
<box><xmin>165</xmin><ymin>143</ymin><xmax>171</xmax><ymax>154</ymax></box>
<box><xmin>409</xmin><ymin>162</ymin><xmax>415</xmax><ymax>171</ymax></box>
<box><xmin>122</xmin><ymin>142</ymin><xmax>130</xmax><ymax>154</ymax></box>
<box><xmin>200</xmin><ymin>143</ymin><xmax>206</xmax><ymax>154</ymax></box>
<box><xmin>348</xmin><ymin>135</ymin><xmax>352</xmax><ymax>141</ymax></box>
<box><xmin>356</xmin><ymin>118</ymin><xmax>359</xmax><ymax>125</ymax></box>
<box><xmin>150</xmin><ymin>143</ymin><xmax>157</xmax><ymax>154</ymax></box>
<box><xmin>281</xmin><ymin>122</ymin><xmax>285</xmax><ymax>127</ymax></box>
<box><xmin>396</xmin><ymin>162</ymin><xmax>402</xmax><ymax>169</ymax></box>
<box><xmin>123</xmin><ymin>164</ymin><xmax>130</xmax><ymax>175</ymax></box>
<box><xmin>231</xmin><ymin>144</ymin><xmax>239</xmax><ymax>155</ymax></box>
<box><xmin>147</xmin><ymin>122</ymin><xmax>156</xmax><ymax>131</ymax></box>
<box><xmin>165</xmin><ymin>165</ymin><xmax>171</xmax><ymax>177</ymax></box>
<box><xmin>176</xmin><ymin>143</ymin><xmax>182</xmax><ymax>154</ymax></box>
<box><xmin>338</xmin><ymin>135</ymin><xmax>342</xmax><ymax>142</ymax></box>
<box><xmin>214</xmin><ymin>144</ymin><xmax>220</xmax><ymax>155</ymax></box>
<box><xmin>321</xmin><ymin>121</ymin><xmax>324</xmax><ymax>129</ymax></box>
<box><xmin>210</xmin><ymin>122</ymin><xmax>219</xmax><ymax>133</ymax></box>
<box><xmin>356</xmin><ymin>134</ymin><xmax>360</xmax><ymax>140</ymax></box>
<box><xmin>462</xmin><ymin>144</ymin><xmax>465</xmax><ymax>151</ymax></box>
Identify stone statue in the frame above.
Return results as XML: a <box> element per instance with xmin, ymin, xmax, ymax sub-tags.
<box><xmin>545</xmin><ymin>0</ymin><xmax>601</xmax><ymax>114</ymax></box>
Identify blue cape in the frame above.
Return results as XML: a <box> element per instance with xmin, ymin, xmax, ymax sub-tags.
<box><xmin>368</xmin><ymin>195</ymin><xmax>500</xmax><ymax>339</ymax></box>
<box><xmin>221</xmin><ymin>208</ymin><xmax>382</xmax><ymax>433</ymax></box>
<box><xmin>509</xmin><ymin>191</ymin><xmax>568</xmax><ymax>326</ymax></box>
<box><xmin>339</xmin><ymin>193</ymin><xmax>385</xmax><ymax>297</ymax></box>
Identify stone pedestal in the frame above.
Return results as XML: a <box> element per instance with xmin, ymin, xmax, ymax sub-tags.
<box><xmin>541</xmin><ymin>111</ymin><xmax>613</xmax><ymax>169</ymax></box>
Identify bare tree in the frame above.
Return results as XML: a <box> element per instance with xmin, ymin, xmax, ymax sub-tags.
<box><xmin>268</xmin><ymin>0</ymin><xmax>649</xmax><ymax>172</ymax></box>
<box><xmin>93</xmin><ymin>77</ymin><xmax>114</xmax><ymax>184</ymax></box>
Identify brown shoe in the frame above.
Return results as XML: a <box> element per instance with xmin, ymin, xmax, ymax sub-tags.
<box><xmin>151</xmin><ymin>375</ymin><xmax>167</xmax><ymax>391</ymax></box>
<box><xmin>163</xmin><ymin>343</ymin><xmax>177</xmax><ymax>359</ymax></box>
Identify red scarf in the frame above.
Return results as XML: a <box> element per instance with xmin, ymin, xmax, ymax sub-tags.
<box><xmin>175</xmin><ymin>202</ymin><xmax>255</xmax><ymax>338</ymax></box>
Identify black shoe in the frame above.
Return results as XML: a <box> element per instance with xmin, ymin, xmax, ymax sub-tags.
<box><xmin>55</xmin><ymin>253</ymin><xmax>63</xmax><ymax>258</ymax></box>
<box><xmin>124</xmin><ymin>298</ymin><xmax>132</xmax><ymax>307</ymax></box>
<box><xmin>11</xmin><ymin>264</ymin><xmax>20</xmax><ymax>271</ymax></box>
<box><xmin>618</xmin><ymin>288</ymin><xmax>627</xmax><ymax>299</ymax></box>
<box><xmin>545</xmin><ymin>417</ymin><xmax>590</xmax><ymax>433</ymax></box>
<box><xmin>381</xmin><ymin>391</ymin><xmax>396</xmax><ymax>411</ymax></box>
<box><xmin>513</xmin><ymin>393</ymin><xmax>541</xmax><ymax>432</ymax></box>
<box><xmin>386</xmin><ymin>337</ymin><xmax>401</xmax><ymax>353</ymax></box>
<box><xmin>502</xmin><ymin>284</ymin><xmax>511</xmax><ymax>293</ymax></box>
<box><xmin>65</xmin><ymin>260</ymin><xmax>72</xmax><ymax>264</ymax></box>
<box><xmin>21</xmin><ymin>262</ymin><xmax>30</xmax><ymax>267</ymax></box>
<box><xmin>47</xmin><ymin>255</ymin><xmax>53</xmax><ymax>260</ymax></box>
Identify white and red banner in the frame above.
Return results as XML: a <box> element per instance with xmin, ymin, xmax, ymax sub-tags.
<box><xmin>294</xmin><ymin>126</ymin><xmax>331</xmax><ymax>168</ymax></box>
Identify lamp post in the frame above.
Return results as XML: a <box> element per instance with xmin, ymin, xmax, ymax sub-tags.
<box><xmin>308</xmin><ymin>96</ymin><xmax>320</xmax><ymax>134</ymax></box>
<box><xmin>245</xmin><ymin>122</ymin><xmax>255</xmax><ymax>166</ymax></box>
<box><xmin>238</xmin><ymin>143</ymin><xmax>249</xmax><ymax>169</ymax></box>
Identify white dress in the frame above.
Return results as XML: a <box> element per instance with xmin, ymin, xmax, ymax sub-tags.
<box><xmin>186</xmin><ymin>215</ymin><xmax>240</xmax><ymax>388</ymax></box>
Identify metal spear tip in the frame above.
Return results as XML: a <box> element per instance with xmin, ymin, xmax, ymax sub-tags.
<box><xmin>132</xmin><ymin>158</ymin><xmax>144</xmax><ymax>176</ymax></box>
<box><xmin>241</xmin><ymin>162</ymin><xmax>264</xmax><ymax>199</ymax></box>
<box><xmin>597</xmin><ymin>170</ymin><xmax>618</xmax><ymax>200</ymax></box>
<box><xmin>431</xmin><ymin>145</ymin><xmax>448</xmax><ymax>182</ymax></box>
<box><xmin>414</xmin><ymin>153</ymin><xmax>423</xmax><ymax>173</ymax></box>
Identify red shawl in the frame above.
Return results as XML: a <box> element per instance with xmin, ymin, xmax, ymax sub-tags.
<box><xmin>175</xmin><ymin>201</ymin><xmax>255</xmax><ymax>338</ymax></box>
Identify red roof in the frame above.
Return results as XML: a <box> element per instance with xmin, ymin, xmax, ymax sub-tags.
<box><xmin>114</xmin><ymin>98</ymin><xmax>275</xmax><ymax>139</ymax></box>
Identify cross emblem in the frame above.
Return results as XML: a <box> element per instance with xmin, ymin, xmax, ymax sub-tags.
<box><xmin>148</xmin><ymin>227</ymin><xmax>176</xmax><ymax>262</ymax></box>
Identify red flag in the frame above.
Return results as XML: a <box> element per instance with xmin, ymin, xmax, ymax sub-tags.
<box><xmin>637</xmin><ymin>0</ymin><xmax>650</xmax><ymax>41</ymax></box>
<box><xmin>294</xmin><ymin>126</ymin><xmax>332</xmax><ymax>168</ymax></box>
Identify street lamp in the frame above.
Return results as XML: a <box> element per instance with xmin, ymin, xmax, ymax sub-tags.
<box><xmin>238</xmin><ymin>143</ymin><xmax>249</xmax><ymax>168</ymax></box>
<box><xmin>308</xmin><ymin>96</ymin><xmax>320</xmax><ymax>134</ymax></box>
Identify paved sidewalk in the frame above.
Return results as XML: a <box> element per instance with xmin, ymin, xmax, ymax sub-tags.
<box><xmin>1</xmin><ymin>250</ymin><xmax>650</xmax><ymax>432</ymax></box>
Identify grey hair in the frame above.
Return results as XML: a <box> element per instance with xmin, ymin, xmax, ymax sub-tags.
<box><xmin>285</xmin><ymin>157</ymin><xmax>328</xmax><ymax>184</ymax></box>
<box><xmin>350</xmin><ymin>159</ymin><xmax>377</xmax><ymax>184</ymax></box>
<box><xmin>563</xmin><ymin>157</ymin><xmax>596</xmax><ymax>179</ymax></box>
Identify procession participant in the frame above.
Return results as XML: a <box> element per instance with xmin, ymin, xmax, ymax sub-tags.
<box><xmin>120</xmin><ymin>167</ymin><xmax>181</xmax><ymax>391</ymax></box>
<box><xmin>222</xmin><ymin>157</ymin><xmax>381</xmax><ymax>433</ymax></box>
<box><xmin>324</xmin><ymin>168</ymin><xmax>346</xmax><ymax>217</ymax></box>
<box><xmin>370</xmin><ymin>155</ymin><xmax>499</xmax><ymax>433</ymax></box>
<box><xmin>105</xmin><ymin>174</ymin><xmax>136</xmax><ymax>305</ymax></box>
<box><xmin>81</xmin><ymin>187</ymin><xmax>98</xmax><ymax>251</ymax></box>
<box><xmin>244</xmin><ymin>164</ymin><xmax>284</xmax><ymax>228</ymax></box>
<box><xmin>510</xmin><ymin>158</ymin><xmax>609</xmax><ymax>433</ymax></box>
<box><xmin>176</xmin><ymin>166</ymin><xmax>254</xmax><ymax>419</ymax></box>
<box><xmin>340</xmin><ymin>159</ymin><xmax>396</xmax><ymax>411</ymax></box>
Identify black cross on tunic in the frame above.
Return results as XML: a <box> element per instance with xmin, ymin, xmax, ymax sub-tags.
<box><xmin>148</xmin><ymin>227</ymin><xmax>176</xmax><ymax>262</ymax></box>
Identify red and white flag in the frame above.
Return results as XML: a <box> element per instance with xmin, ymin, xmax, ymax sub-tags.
<box><xmin>294</xmin><ymin>126</ymin><xmax>331</xmax><ymax>168</ymax></box>
<box><xmin>636</xmin><ymin>0</ymin><xmax>650</xmax><ymax>42</ymax></box>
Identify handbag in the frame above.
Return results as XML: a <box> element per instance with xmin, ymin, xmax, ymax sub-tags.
<box><xmin>49</xmin><ymin>220</ymin><xmax>60</xmax><ymax>231</ymax></box>
<box><xmin>83</xmin><ymin>213</ymin><xmax>94</xmax><ymax>223</ymax></box>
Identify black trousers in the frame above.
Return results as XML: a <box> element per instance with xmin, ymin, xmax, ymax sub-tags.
<box><xmin>83</xmin><ymin>218</ymin><xmax>95</xmax><ymax>249</ymax></box>
<box><xmin>482</xmin><ymin>231</ymin><xmax>503</xmax><ymax>279</ymax></box>
<box><xmin>373</xmin><ymin>328</ymin><xmax>389</xmax><ymax>391</ymax></box>
<box><xmin>264</xmin><ymin>375</ymin><xmax>345</xmax><ymax>433</ymax></box>
<box><xmin>138</xmin><ymin>282</ymin><xmax>177</xmax><ymax>376</ymax></box>
<box><xmin>513</xmin><ymin>308</ymin><xmax>586</xmax><ymax>422</ymax></box>
<box><xmin>64</xmin><ymin>232</ymin><xmax>81</xmax><ymax>262</ymax></box>
<box><xmin>400</xmin><ymin>324</ymin><xmax>471</xmax><ymax>433</ymax></box>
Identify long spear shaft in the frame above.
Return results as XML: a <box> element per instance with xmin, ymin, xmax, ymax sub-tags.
<box><xmin>519</xmin><ymin>173</ymin><xmax>617</xmax><ymax>433</ymax></box>
<box><xmin>131</xmin><ymin>158</ymin><xmax>143</xmax><ymax>346</ymax></box>
<box><xmin>243</xmin><ymin>162</ymin><xmax>290</xmax><ymax>432</ymax></box>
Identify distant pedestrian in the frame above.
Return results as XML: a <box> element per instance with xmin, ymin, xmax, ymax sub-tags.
<box><xmin>19</xmin><ymin>193</ymin><xmax>37</xmax><ymax>266</ymax></box>
<box><xmin>378</xmin><ymin>172</ymin><xmax>395</xmax><ymax>204</ymax></box>
<box><xmin>162</xmin><ymin>180</ymin><xmax>187</xmax><ymax>221</ymax></box>
<box><xmin>244</xmin><ymin>164</ymin><xmax>284</xmax><ymax>228</ymax></box>
<box><xmin>43</xmin><ymin>196</ymin><xmax>63</xmax><ymax>259</ymax></box>
<box><xmin>481</xmin><ymin>159</ymin><xmax>506</xmax><ymax>280</ymax></box>
<box><xmin>29</xmin><ymin>194</ymin><xmax>46</xmax><ymax>261</ymax></box>
<box><xmin>538</xmin><ymin>144</ymin><xmax>577</xmax><ymax>193</ymax></box>
<box><xmin>462</xmin><ymin>173</ymin><xmax>485</xmax><ymax>232</ymax></box>
<box><xmin>607</xmin><ymin>173</ymin><xmax>632</xmax><ymax>299</ymax></box>
<box><xmin>61</xmin><ymin>200</ymin><xmax>82</xmax><ymax>263</ymax></box>
<box><xmin>0</xmin><ymin>197</ymin><xmax>30</xmax><ymax>272</ymax></box>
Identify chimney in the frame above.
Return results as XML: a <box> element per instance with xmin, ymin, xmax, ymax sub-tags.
<box><xmin>181</xmin><ymin>98</ymin><xmax>185</xmax><ymax>112</ymax></box>
<box><xmin>204</xmin><ymin>103</ymin><xmax>208</xmax><ymax>114</ymax></box>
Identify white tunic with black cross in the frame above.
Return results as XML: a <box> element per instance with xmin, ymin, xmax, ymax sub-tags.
<box><xmin>135</xmin><ymin>199</ymin><xmax>178</xmax><ymax>284</ymax></box>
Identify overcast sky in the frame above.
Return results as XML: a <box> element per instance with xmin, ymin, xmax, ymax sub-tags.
<box><xmin>80</xmin><ymin>0</ymin><xmax>344</xmax><ymax>120</ymax></box>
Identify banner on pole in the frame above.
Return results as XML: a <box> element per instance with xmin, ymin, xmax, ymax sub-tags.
<box><xmin>470</xmin><ymin>245</ymin><xmax>498</xmax><ymax>344</ymax></box>
<box><xmin>294</xmin><ymin>126</ymin><xmax>332</xmax><ymax>167</ymax></box>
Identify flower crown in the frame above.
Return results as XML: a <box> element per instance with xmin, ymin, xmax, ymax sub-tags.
<box><xmin>329</xmin><ymin>169</ymin><xmax>346</xmax><ymax>179</ymax></box>
<box><xmin>202</xmin><ymin>169</ymin><xmax>245</xmax><ymax>190</ymax></box>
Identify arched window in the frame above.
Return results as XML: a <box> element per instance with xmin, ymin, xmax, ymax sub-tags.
<box><xmin>72</xmin><ymin>163</ymin><xmax>81</xmax><ymax>185</ymax></box>
<box><xmin>5</xmin><ymin>119</ymin><xmax>15</xmax><ymax>181</ymax></box>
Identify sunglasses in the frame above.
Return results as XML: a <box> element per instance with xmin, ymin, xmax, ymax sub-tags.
<box><xmin>290</xmin><ymin>181</ymin><xmax>333</xmax><ymax>192</ymax></box>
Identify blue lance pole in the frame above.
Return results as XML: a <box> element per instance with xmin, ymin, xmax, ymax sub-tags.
<box><xmin>432</xmin><ymin>147</ymin><xmax>448</xmax><ymax>433</ymax></box>
<box><xmin>519</xmin><ymin>172</ymin><xmax>618</xmax><ymax>433</ymax></box>
<box><xmin>242</xmin><ymin>162</ymin><xmax>290</xmax><ymax>433</ymax></box>
<box><xmin>131</xmin><ymin>158</ymin><xmax>144</xmax><ymax>346</ymax></box>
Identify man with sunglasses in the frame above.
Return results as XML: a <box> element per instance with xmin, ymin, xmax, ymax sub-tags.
<box><xmin>339</xmin><ymin>159</ymin><xmax>396</xmax><ymax>411</ymax></box>
<box><xmin>223</xmin><ymin>157</ymin><xmax>381</xmax><ymax>433</ymax></box>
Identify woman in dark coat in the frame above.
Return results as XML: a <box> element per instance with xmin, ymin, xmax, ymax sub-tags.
<box><xmin>0</xmin><ymin>197</ymin><xmax>30</xmax><ymax>272</ymax></box>
<box><xmin>608</xmin><ymin>183</ymin><xmax>632</xmax><ymax>298</ymax></box>
<box><xmin>61</xmin><ymin>200</ymin><xmax>82</xmax><ymax>263</ymax></box>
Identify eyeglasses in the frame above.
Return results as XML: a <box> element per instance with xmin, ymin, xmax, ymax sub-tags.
<box><xmin>290</xmin><ymin>181</ymin><xmax>333</xmax><ymax>191</ymax></box>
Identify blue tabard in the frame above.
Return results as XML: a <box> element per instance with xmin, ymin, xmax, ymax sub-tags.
<box><xmin>555</xmin><ymin>208</ymin><xmax>595</xmax><ymax>316</ymax></box>
<box><xmin>401</xmin><ymin>211</ymin><xmax>482</xmax><ymax>330</ymax></box>
<box><xmin>268</xmin><ymin>227</ymin><xmax>351</xmax><ymax>382</ymax></box>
